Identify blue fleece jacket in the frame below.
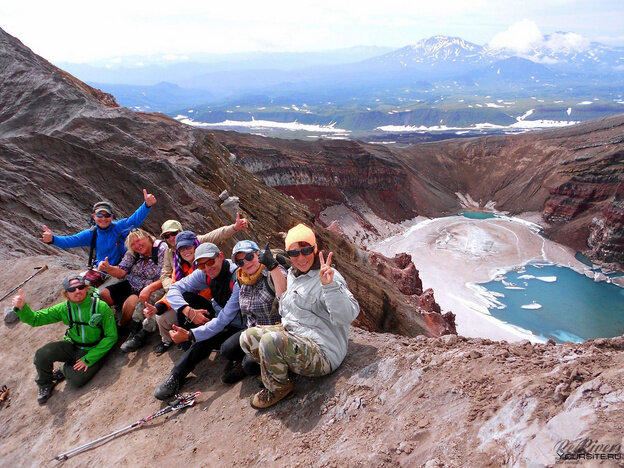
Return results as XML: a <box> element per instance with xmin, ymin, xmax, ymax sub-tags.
<box><xmin>51</xmin><ymin>202</ymin><xmax>151</xmax><ymax>267</ymax></box>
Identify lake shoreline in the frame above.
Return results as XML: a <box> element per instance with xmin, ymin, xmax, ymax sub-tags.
<box><xmin>373</xmin><ymin>212</ymin><xmax>595</xmax><ymax>343</ymax></box>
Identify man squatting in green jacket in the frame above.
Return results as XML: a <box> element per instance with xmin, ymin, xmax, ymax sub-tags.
<box><xmin>12</xmin><ymin>275</ymin><xmax>117</xmax><ymax>404</ymax></box>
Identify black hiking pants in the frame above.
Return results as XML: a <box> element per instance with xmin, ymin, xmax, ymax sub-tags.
<box><xmin>171</xmin><ymin>326</ymin><xmax>242</xmax><ymax>380</ymax></box>
<box><xmin>34</xmin><ymin>341</ymin><xmax>105</xmax><ymax>388</ymax></box>
<box><xmin>219</xmin><ymin>329</ymin><xmax>260</xmax><ymax>376</ymax></box>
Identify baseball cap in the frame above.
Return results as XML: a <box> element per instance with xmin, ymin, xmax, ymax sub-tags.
<box><xmin>175</xmin><ymin>231</ymin><xmax>198</xmax><ymax>249</ymax></box>
<box><xmin>62</xmin><ymin>274</ymin><xmax>85</xmax><ymax>291</ymax></box>
<box><xmin>231</xmin><ymin>240</ymin><xmax>260</xmax><ymax>260</ymax></box>
<box><xmin>194</xmin><ymin>243</ymin><xmax>220</xmax><ymax>261</ymax></box>
<box><xmin>93</xmin><ymin>201</ymin><xmax>113</xmax><ymax>215</ymax></box>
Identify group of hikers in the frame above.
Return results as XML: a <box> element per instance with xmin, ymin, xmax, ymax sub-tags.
<box><xmin>11</xmin><ymin>189</ymin><xmax>360</xmax><ymax>410</ymax></box>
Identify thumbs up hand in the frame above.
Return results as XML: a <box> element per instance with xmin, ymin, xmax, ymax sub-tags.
<box><xmin>42</xmin><ymin>225</ymin><xmax>54</xmax><ymax>244</ymax></box>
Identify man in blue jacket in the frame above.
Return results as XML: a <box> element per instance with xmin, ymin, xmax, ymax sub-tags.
<box><xmin>153</xmin><ymin>242</ymin><xmax>244</xmax><ymax>401</ymax></box>
<box><xmin>42</xmin><ymin>189</ymin><xmax>157</xmax><ymax>269</ymax></box>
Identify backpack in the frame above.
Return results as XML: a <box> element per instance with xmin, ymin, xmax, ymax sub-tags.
<box><xmin>65</xmin><ymin>293</ymin><xmax>104</xmax><ymax>347</ymax></box>
<box><xmin>87</xmin><ymin>224</ymin><xmax>126</xmax><ymax>268</ymax></box>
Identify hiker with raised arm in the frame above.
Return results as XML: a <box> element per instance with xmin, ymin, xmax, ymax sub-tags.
<box><xmin>240</xmin><ymin>224</ymin><xmax>360</xmax><ymax>409</ymax></box>
<box><xmin>147</xmin><ymin>214</ymin><xmax>248</xmax><ymax>355</ymax></box>
<box><xmin>98</xmin><ymin>228</ymin><xmax>167</xmax><ymax>353</ymax></box>
<box><xmin>11</xmin><ymin>275</ymin><xmax>117</xmax><ymax>404</ymax></box>
<box><xmin>153</xmin><ymin>242</ymin><xmax>244</xmax><ymax>401</ymax></box>
<box><xmin>41</xmin><ymin>189</ymin><xmax>157</xmax><ymax>287</ymax></box>
<box><xmin>219</xmin><ymin>240</ymin><xmax>287</xmax><ymax>384</ymax></box>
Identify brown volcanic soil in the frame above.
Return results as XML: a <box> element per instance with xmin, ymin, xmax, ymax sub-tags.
<box><xmin>2</xmin><ymin>257</ymin><xmax>624</xmax><ymax>467</ymax></box>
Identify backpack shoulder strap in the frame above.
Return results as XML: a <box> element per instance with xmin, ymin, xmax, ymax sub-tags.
<box><xmin>151</xmin><ymin>240</ymin><xmax>162</xmax><ymax>265</ymax></box>
<box><xmin>87</xmin><ymin>226</ymin><xmax>98</xmax><ymax>267</ymax></box>
<box><xmin>66</xmin><ymin>300</ymin><xmax>75</xmax><ymax>328</ymax></box>
<box><xmin>266</xmin><ymin>270</ymin><xmax>276</xmax><ymax>294</ymax></box>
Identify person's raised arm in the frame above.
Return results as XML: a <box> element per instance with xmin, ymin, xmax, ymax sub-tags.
<box><xmin>259</xmin><ymin>243</ymin><xmax>287</xmax><ymax>297</ymax></box>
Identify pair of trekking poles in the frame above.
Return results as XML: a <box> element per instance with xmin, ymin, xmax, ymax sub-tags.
<box><xmin>53</xmin><ymin>392</ymin><xmax>200</xmax><ymax>461</ymax></box>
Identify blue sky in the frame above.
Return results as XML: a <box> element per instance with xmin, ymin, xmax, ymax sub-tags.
<box><xmin>1</xmin><ymin>0</ymin><xmax>623</xmax><ymax>63</ymax></box>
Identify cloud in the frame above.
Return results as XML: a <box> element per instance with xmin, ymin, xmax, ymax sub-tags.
<box><xmin>544</xmin><ymin>32</ymin><xmax>589</xmax><ymax>52</ymax></box>
<box><xmin>489</xmin><ymin>19</ymin><xmax>591</xmax><ymax>55</ymax></box>
<box><xmin>488</xmin><ymin>19</ymin><xmax>544</xmax><ymax>53</ymax></box>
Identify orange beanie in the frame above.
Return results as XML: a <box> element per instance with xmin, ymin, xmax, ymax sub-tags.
<box><xmin>285</xmin><ymin>224</ymin><xmax>317</xmax><ymax>251</ymax></box>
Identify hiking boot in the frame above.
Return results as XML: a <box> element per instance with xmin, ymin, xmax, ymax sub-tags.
<box><xmin>154</xmin><ymin>374</ymin><xmax>180</xmax><ymax>401</ymax></box>
<box><xmin>120</xmin><ymin>329</ymin><xmax>148</xmax><ymax>353</ymax></box>
<box><xmin>37</xmin><ymin>385</ymin><xmax>53</xmax><ymax>405</ymax></box>
<box><xmin>249</xmin><ymin>381</ymin><xmax>294</xmax><ymax>410</ymax></box>
<box><xmin>153</xmin><ymin>341</ymin><xmax>172</xmax><ymax>356</ymax></box>
<box><xmin>221</xmin><ymin>361</ymin><xmax>246</xmax><ymax>384</ymax></box>
<box><xmin>52</xmin><ymin>368</ymin><xmax>65</xmax><ymax>383</ymax></box>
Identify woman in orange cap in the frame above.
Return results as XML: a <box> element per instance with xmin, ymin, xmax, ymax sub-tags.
<box><xmin>240</xmin><ymin>223</ymin><xmax>360</xmax><ymax>409</ymax></box>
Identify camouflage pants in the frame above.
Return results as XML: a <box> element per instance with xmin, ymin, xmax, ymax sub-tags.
<box><xmin>133</xmin><ymin>289</ymin><xmax>165</xmax><ymax>332</ymax></box>
<box><xmin>240</xmin><ymin>325</ymin><xmax>331</xmax><ymax>392</ymax></box>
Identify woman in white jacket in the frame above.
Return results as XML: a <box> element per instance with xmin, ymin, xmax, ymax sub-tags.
<box><xmin>240</xmin><ymin>224</ymin><xmax>360</xmax><ymax>409</ymax></box>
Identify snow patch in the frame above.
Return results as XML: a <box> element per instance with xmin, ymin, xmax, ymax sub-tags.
<box><xmin>175</xmin><ymin>116</ymin><xmax>350</xmax><ymax>134</ymax></box>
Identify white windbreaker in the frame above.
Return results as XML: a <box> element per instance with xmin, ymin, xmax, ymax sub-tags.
<box><xmin>279</xmin><ymin>267</ymin><xmax>360</xmax><ymax>371</ymax></box>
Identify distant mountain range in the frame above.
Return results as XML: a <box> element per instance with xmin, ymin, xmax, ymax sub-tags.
<box><xmin>58</xmin><ymin>35</ymin><xmax>624</xmax><ymax>135</ymax></box>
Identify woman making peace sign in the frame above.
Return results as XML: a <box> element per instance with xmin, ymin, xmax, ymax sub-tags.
<box><xmin>240</xmin><ymin>224</ymin><xmax>360</xmax><ymax>409</ymax></box>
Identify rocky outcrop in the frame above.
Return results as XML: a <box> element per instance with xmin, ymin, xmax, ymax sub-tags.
<box><xmin>214</xmin><ymin>117</ymin><xmax>624</xmax><ymax>268</ymax></box>
<box><xmin>219</xmin><ymin>132</ymin><xmax>422</xmax><ymax>224</ymax></box>
<box><xmin>364</xmin><ymin>252</ymin><xmax>457</xmax><ymax>337</ymax></box>
<box><xmin>586</xmin><ymin>179</ymin><xmax>624</xmax><ymax>266</ymax></box>
<box><xmin>0</xmin><ymin>26</ymin><xmax>453</xmax><ymax>338</ymax></box>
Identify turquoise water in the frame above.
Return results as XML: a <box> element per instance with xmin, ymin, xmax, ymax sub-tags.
<box><xmin>482</xmin><ymin>264</ymin><xmax>624</xmax><ymax>343</ymax></box>
<box><xmin>458</xmin><ymin>211</ymin><xmax>497</xmax><ymax>220</ymax></box>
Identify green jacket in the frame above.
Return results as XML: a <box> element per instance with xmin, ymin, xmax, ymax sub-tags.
<box><xmin>17</xmin><ymin>293</ymin><xmax>118</xmax><ymax>366</ymax></box>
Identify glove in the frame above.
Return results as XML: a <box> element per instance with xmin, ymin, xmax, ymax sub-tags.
<box><xmin>259</xmin><ymin>243</ymin><xmax>278</xmax><ymax>271</ymax></box>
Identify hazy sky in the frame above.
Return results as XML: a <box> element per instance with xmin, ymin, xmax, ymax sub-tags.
<box><xmin>2</xmin><ymin>0</ymin><xmax>623</xmax><ymax>63</ymax></box>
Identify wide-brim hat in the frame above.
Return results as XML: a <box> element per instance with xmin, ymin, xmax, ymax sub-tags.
<box><xmin>160</xmin><ymin>219</ymin><xmax>183</xmax><ymax>236</ymax></box>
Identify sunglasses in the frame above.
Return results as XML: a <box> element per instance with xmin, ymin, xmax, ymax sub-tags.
<box><xmin>234</xmin><ymin>252</ymin><xmax>256</xmax><ymax>267</ymax></box>
<box><xmin>95</xmin><ymin>213</ymin><xmax>112</xmax><ymax>219</ymax></box>
<box><xmin>286</xmin><ymin>245</ymin><xmax>316</xmax><ymax>257</ymax></box>
<box><xmin>66</xmin><ymin>285</ymin><xmax>87</xmax><ymax>293</ymax></box>
<box><xmin>162</xmin><ymin>231</ymin><xmax>179</xmax><ymax>240</ymax></box>
<box><xmin>197</xmin><ymin>257</ymin><xmax>217</xmax><ymax>268</ymax></box>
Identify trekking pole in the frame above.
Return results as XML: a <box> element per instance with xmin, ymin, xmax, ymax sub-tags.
<box><xmin>0</xmin><ymin>265</ymin><xmax>49</xmax><ymax>302</ymax></box>
<box><xmin>52</xmin><ymin>392</ymin><xmax>200</xmax><ymax>462</ymax></box>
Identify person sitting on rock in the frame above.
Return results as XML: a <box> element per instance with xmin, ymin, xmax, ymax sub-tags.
<box><xmin>240</xmin><ymin>224</ymin><xmax>360</xmax><ymax>409</ymax></box>
<box><xmin>11</xmin><ymin>275</ymin><xmax>117</xmax><ymax>405</ymax></box>
<box><xmin>98</xmin><ymin>228</ymin><xmax>167</xmax><ymax>352</ymax></box>
<box><xmin>146</xmin><ymin>231</ymin><xmax>215</xmax><ymax>355</ymax></box>
<box><xmin>219</xmin><ymin>240</ymin><xmax>287</xmax><ymax>384</ymax></box>
<box><xmin>41</xmin><ymin>189</ymin><xmax>157</xmax><ymax>287</ymax></box>
<box><xmin>148</xmin><ymin>214</ymin><xmax>248</xmax><ymax>355</ymax></box>
<box><xmin>153</xmin><ymin>242</ymin><xmax>244</xmax><ymax>401</ymax></box>
<box><xmin>158</xmin><ymin>213</ymin><xmax>248</xmax><ymax>294</ymax></box>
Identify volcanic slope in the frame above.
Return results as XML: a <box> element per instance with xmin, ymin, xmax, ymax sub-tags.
<box><xmin>0</xmin><ymin>26</ymin><xmax>452</xmax><ymax>338</ymax></box>
<box><xmin>214</xmin><ymin>114</ymin><xmax>624</xmax><ymax>268</ymax></box>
